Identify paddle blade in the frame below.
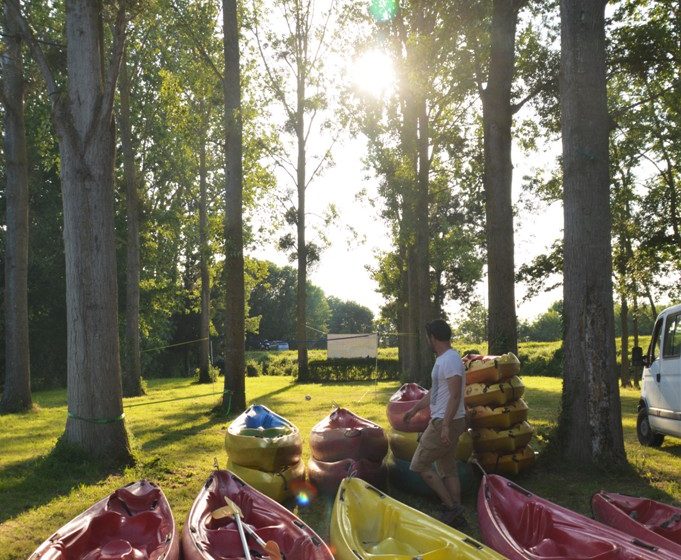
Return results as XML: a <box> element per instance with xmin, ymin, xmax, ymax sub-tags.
<box><xmin>264</xmin><ymin>541</ymin><xmax>283</xmax><ymax>560</ymax></box>
<box><xmin>211</xmin><ymin>505</ymin><xmax>235</xmax><ymax>520</ymax></box>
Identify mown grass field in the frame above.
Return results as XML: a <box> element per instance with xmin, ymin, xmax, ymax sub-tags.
<box><xmin>1</xmin><ymin>372</ymin><xmax>679</xmax><ymax>560</ymax></box>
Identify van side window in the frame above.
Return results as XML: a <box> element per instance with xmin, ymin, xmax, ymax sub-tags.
<box><xmin>663</xmin><ymin>313</ymin><xmax>681</xmax><ymax>358</ymax></box>
<box><xmin>650</xmin><ymin>319</ymin><xmax>663</xmax><ymax>362</ymax></box>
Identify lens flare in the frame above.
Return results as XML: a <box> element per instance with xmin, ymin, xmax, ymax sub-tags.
<box><xmin>290</xmin><ymin>479</ymin><xmax>318</xmax><ymax>507</ymax></box>
<box><xmin>296</xmin><ymin>491</ymin><xmax>311</xmax><ymax>506</ymax></box>
<box><xmin>369</xmin><ymin>0</ymin><xmax>398</xmax><ymax>22</ymax></box>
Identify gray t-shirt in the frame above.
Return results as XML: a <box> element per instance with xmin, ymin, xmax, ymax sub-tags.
<box><xmin>429</xmin><ymin>348</ymin><xmax>466</xmax><ymax>420</ymax></box>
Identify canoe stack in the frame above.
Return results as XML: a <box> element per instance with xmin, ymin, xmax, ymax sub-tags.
<box><xmin>225</xmin><ymin>404</ymin><xmax>304</xmax><ymax>502</ymax></box>
<box><xmin>463</xmin><ymin>353</ymin><xmax>536</xmax><ymax>475</ymax></box>
<box><xmin>308</xmin><ymin>407</ymin><xmax>388</xmax><ymax>495</ymax></box>
<box><xmin>386</xmin><ymin>383</ymin><xmax>474</xmax><ymax>496</ymax></box>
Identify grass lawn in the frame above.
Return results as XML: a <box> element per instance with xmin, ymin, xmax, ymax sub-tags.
<box><xmin>1</xmin><ymin>375</ymin><xmax>680</xmax><ymax>559</ymax></box>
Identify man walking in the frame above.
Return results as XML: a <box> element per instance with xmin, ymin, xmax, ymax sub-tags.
<box><xmin>404</xmin><ymin>319</ymin><xmax>468</xmax><ymax>529</ymax></box>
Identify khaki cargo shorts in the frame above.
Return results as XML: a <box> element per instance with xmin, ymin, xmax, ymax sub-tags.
<box><xmin>409</xmin><ymin>416</ymin><xmax>466</xmax><ymax>478</ymax></box>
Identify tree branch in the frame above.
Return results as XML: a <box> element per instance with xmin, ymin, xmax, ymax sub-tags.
<box><xmin>100</xmin><ymin>1</ymin><xmax>128</xmax><ymax>127</ymax></box>
<box><xmin>5</xmin><ymin>0</ymin><xmax>60</xmax><ymax>102</ymax></box>
<box><xmin>170</xmin><ymin>0</ymin><xmax>223</xmax><ymax>83</ymax></box>
<box><xmin>511</xmin><ymin>80</ymin><xmax>544</xmax><ymax>114</ymax></box>
<box><xmin>305</xmin><ymin>133</ymin><xmax>341</xmax><ymax>189</ymax></box>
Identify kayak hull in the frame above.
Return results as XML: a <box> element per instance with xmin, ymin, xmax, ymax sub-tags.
<box><xmin>310</xmin><ymin>407</ymin><xmax>388</xmax><ymax>463</ymax></box>
<box><xmin>464</xmin><ymin>376</ymin><xmax>525</xmax><ymax>408</ymax></box>
<box><xmin>331</xmin><ymin>477</ymin><xmax>506</xmax><ymax>559</ymax></box>
<box><xmin>592</xmin><ymin>492</ymin><xmax>681</xmax><ymax>556</ymax></box>
<box><xmin>389</xmin><ymin>428</ymin><xmax>475</xmax><ymax>463</ymax></box>
<box><xmin>29</xmin><ymin>480</ymin><xmax>179</xmax><ymax>560</ymax></box>
<box><xmin>467</xmin><ymin>399</ymin><xmax>529</xmax><ymax>430</ymax></box>
<box><xmin>388</xmin><ymin>455</ymin><xmax>476</xmax><ymax>497</ymax></box>
<box><xmin>478</xmin><ymin>474</ymin><xmax>677</xmax><ymax>560</ymax></box>
<box><xmin>226</xmin><ymin>404</ymin><xmax>302</xmax><ymax>472</ymax></box>
<box><xmin>226</xmin><ymin>459</ymin><xmax>305</xmax><ymax>503</ymax></box>
<box><xmin>182</xmin><ymin>470</ymin><xmax>333</xmax><ymax>560</ymax></box>
<box><xmin>476</xmin><ymin>446</ymin><xmax>536</xmax><ymax>476</ymax></box>
<box><xmin>386</xmin><ymin>383</ymin><xmax>431</xmax><ymax>432</ymax></box>
<box><xmin>471</xmin><ymin>421</ymin><xmax>534</xmax><ymax>454</ymax></box>
<box><xmin>308</xmin><ymin>457</ymin><xmax>387</xmax><ymax>495</ymax></box>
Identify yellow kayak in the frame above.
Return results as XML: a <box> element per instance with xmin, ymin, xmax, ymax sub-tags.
<box><xmin>470</xmin><ymin>421</ymin><xmax>534</xmax><ymax>453</ymax></box>
<box><xmin>225</xmin><ymin>404</ymin><xmax>302</xmax><ymax>472</ymax></box>
<box><xmin>464</xmin><ymin>376</ymin><xmax>525</xmax><ymax>408</ymax></box>
<box><xmin>226</xmin><ymin>458</ymin><xmax>305</xmax><ymax>502</ymax></box>
<box><xmin>476</xmin><ymin>445</ymin><xmax>536</xmax><ymax>476</ymax></box>
<box><xmin>466</xmin><ymin>399</ymin><xmax>529</xmax><ymax>430</ymax></box>
<box><xmin>390</xmin><ymin>429</ymin><xmax>475</xmax><ymax>463</ymax></box>
<box><xmin>330</xmin><ymin>477</ymin><xmax>507</xmax><ymax>559</ymax></box>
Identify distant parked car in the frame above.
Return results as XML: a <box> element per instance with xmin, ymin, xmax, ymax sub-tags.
<box><xmin>634</xmin><ymin>304</ymin><xmax>681</xmax><ymax>446</ymax></box>
<box><xmin>267</xmin><ymin>340</ymin><xmax>289</xmax><ymax>351</ymax></box>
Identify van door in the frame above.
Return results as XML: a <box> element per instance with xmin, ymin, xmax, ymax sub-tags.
<box><xmin>644</xmin><ymin>318</ymin><xmax>666</xmax><ymax>432</ymax></box>
<box><xmin>658</xmin><ymin>312</ymin><xmax>681</xmax><ymax>437</ymax></box>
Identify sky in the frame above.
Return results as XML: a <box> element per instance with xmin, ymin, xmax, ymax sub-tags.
<box><xmin>247</xmin><ymin>12</ymin><xmax>564</xmax><ymax>324</ymax></box>
<box><xmin>250</xmin><ymin>126</ymin><xmax>564</xmax><ymax>323</ymax></box>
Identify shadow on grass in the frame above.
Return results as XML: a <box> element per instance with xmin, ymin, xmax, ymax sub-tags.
<box><xmin>139</xmin><ymin>410</ymin><xmax>225</xmax><ymax>453</ymax></box>
<box><xmin>0</xmin><ymin>442</ymin><xmax>118</xmax><ymax>524</ymax></box>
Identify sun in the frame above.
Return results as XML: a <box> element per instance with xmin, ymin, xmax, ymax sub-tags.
<box><xmin>351</xmin><ymin>49</ymin><xmax>396</xmax><ymax>98</ymax></box>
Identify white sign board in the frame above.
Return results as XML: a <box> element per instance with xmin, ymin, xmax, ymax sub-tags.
<box><xmin>327</xmin><ymin>333</ymin><xmax>378</xmax><ymax>359</ymax></box>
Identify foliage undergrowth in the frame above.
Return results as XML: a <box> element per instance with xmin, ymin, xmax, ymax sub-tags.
<box><xmin>1</xmin><ymin>376</ymin><xmax>679</xmax><ymax>559</ymax></box>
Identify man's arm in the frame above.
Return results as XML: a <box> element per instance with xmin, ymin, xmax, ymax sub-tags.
<box><xmin>441</xmin><ymin>374</ymin><xmax>464</xmax><ymax>445</ymax></box>
<box><xmin>404</xmin><ymin>392</ymin><xmax>431</xmax><ymax>423</ymax></box>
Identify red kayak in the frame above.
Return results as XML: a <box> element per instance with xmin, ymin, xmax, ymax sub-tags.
<box><xmin>592</xmin><ymin>492</ymin><xmax>681</xmax><ymax>556</ymax></box>
<box><xmin>310</xmin><ymin>407</ymin><xmax>388</xmax><ymax>463</ymax></box>
<box><xmin>386</xmin><ymin>383</ymin><xmax>430</xmax><ymax>432</ymax></box>
<box><xmin>307</xmin><ymin>456</ymin><xmax>387</xmax><ymax>495</ymax></box>
<box><xmin>182</xmin><ymin>470</ymin><xmax>333</xmax><ymax>560</ymax></box>
<box><xmin>478</xmin><ymin>474</ymin><xmax>677</xmax><ymax>560</ymax></box>
<box><xmin>30</xmin><ymin>480</ymin><xmax>179</xmax><ymax>560</ymax></box>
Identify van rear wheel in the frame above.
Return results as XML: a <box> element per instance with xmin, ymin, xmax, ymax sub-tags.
<box><xmin>637</xmin><ymin>409</ymin><xmax>665</xmax><ymax>447</ymax></box>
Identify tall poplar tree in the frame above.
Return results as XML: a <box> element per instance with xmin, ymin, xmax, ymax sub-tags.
<box><xmin>1</xmin><ymin>3</ymin><xmax>32</xmax><ymax>413</ymax></box>
<box><xmin>223</xmin><ymin>0</ymin><xmax>246</xmax><ymax>412</ymax></box>
<box><xmin>9</xmin><ymin>0</ymin><xmax>133</xmax><ymax>463</ymax></box>
<box><xmin>558</xmin><ymin>0</ymin><xmax>625</xmax><ymax>465</ymax></box>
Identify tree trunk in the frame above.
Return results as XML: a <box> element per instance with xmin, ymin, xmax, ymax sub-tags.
<box><xmin>620</xmin><ymin>294</ymin><xmax>631</xmax><ymax>387</ymax></box>
<box><xmin>398</xmin><ymin>240</ymin><xmax>411</xmax><ymax>381</ymax></box>
<box><xmin>1</xmin><ymin>4</ymin><xmax>32</xmax><ymax>413</ymax></box>
<box><xmin>119</xmin><ymin>50</ymin><xmax>144</xmax><ymax>397</ymax></box>
<box><xmin>222</xmin><ymin>0</ymin><xmax>246</xmax><ymax>413</ymax></box>
<box><xmin>198</xmin><ymin>112</ymin><xmax>211</xmax><ymax>383</ymax></box>
<box><xmin>645</xmin><ymin>284</ymin><xmax>658</xmax><ymax>321</ymax></box>
<box><xmin>558</xmin><ymin>0</ymin><xmax>625</xmax><ymax>466</ymax></box>
<box><xmin>415</xmin><ymin>93</ymin><xmax>433</xmax><ymax>380</ymax></box>
<box><xmin>483</xmin><ymin>0</ymin><xmax>519</xmax><ymax>356</ymax></box>
<box><xmin>295</xmin><ymin>29</ymin><xmax>309</xmax><ymax>382</ymax></box>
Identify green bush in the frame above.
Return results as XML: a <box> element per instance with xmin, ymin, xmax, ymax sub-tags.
<box><xmin>307</xmin><ymin>357</ymin><xmax>400</xmax><ymax>382</ymax></box>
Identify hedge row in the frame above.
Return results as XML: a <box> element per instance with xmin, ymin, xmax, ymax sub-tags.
<box><xmin>307</xmin><ymin>358</ymin><xmax>401</xmax><ymax>382</ymax></box>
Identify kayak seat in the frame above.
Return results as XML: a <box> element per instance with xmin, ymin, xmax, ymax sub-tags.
<box><xmin>111</xmin><ymin>486</ymin><xmax>162</xmax><ymax>515</ymax></box>
<box><xmin>56</xmin><ymin>511</ymin><xmax>165</xmax><ymax>560</ymax></box>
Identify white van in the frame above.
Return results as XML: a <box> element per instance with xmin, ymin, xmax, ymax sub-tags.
<box><xmin>635</xmin><ymin>303</ymin><xmax>681</xmax><ymax>446</ymax></box>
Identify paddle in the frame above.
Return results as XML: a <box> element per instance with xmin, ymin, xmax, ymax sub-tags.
<box><xmin>211</xmin><ymin>498</ymin><xmax>252</xmax><ymax>560</ymax></box>
<box><xmin>212</xmin><ymin>497</ymin><xmax>283</xmax><ymax>560</ymax></box>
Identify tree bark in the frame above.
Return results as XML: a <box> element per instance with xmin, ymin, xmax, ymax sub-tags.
<box><xmin>119</xmin><ymin>49</ymin><xmax>144</xmax><ymax>397</ymax></box>
<box><xmin>222</xmin><ymin>0</ymin><xmax>246</xmax><ymax>412</ymax></box>
<box><xmin>1</xmin><ymin>3</ymin><xmax>32</xmax><ymax>413</ymax></box>
<box><xmin>620</xmin><ymin>294</ymin><xmax>631</xmax><ymax>387</ymax></box>
<box><xmin>198</xmin><ymin>110</ymin><xmax>211</xmax><ymax>383</ymax></box>
<box><xmin>558</xmin><ymin>0</ymin><xmax>625</xmax><ymax>465</ymax></box>
<box><xmin>295</xmin><ymin>18</ymin><xmax>309</xmax><ymax>382</ymax></box>
<box><xmin>482</xmin><ymin>0</ymin><xmax>519</xmax><ymax>356</ymax></box>
<box><xmin>415</xmin><ymin>92</ymin><xmax>433</xmax><ymax>380</ymax></box>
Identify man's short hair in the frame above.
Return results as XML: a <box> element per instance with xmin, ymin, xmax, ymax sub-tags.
<box><xmin>426</xmin><ymin>319</ymin><xmax>451</xmax><ymax>342</ymax></box>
